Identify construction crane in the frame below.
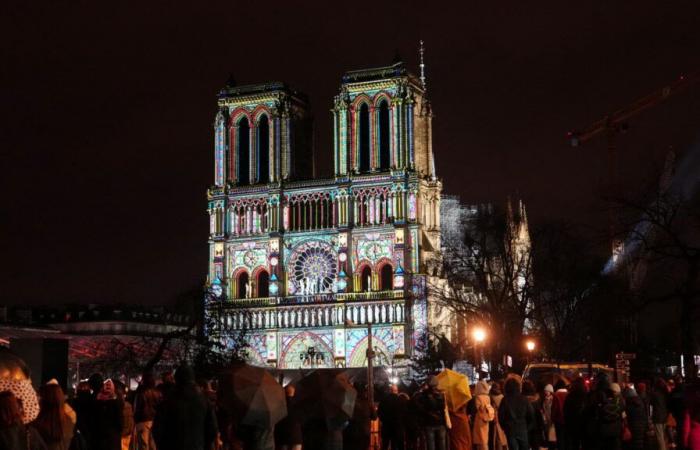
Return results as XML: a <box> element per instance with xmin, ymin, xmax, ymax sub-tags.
<box><xmin>567</xmin><ymin>70</ymin><xmax>700</xmax><ymax>262</ymax></box>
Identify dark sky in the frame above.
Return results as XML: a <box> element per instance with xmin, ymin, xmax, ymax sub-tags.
<box><xmin>2</xmin><ymin>1</ymin><xmax>699</xmax><ymax>306</ymax></box>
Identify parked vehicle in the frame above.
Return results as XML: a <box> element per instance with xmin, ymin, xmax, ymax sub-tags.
<box><xmin>523</xmin><ymin>363</ymin><xmax>614</xmax><ymax>387</ymax></box>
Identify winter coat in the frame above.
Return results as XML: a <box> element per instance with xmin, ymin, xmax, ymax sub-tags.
<box><xmin>650</xmin><ymin>390</ymin><xmax>669</xmax><ymax>424</ymax></box>
<box><xmin>684</xmin><ymin>412</ymin><xmax>700</xmax><ymax>450</ymax></box>
<box><xmin>344</xmin><ymin>396</ymin><xmax>372</xmax><ymax>450</ymax></box>
<box><xmin>526</xmin><ymin>393</ymin><xmax>544</xmax><ymax>448</ymax></box>
<box><xmin>416</xmin><ymin>388</ymin><xmax>447</xmax><ymax>427</ymax></box>
<box><xmin>93</xmin><ymin>398</ymin><xmax>124</xmax><ymax>450</ymax></box>
<box><xmin>152</xmin><ymin>383</ymin><xmax>218</xmax><ymax>450</ymax></box>
<box><xmin>552</xmin><ymin>389</ymin><xmax>568</xmax><ymax>425</ymax></box>
<box><xmin>490</xmin><ymin>394</ymin><xmax>508</xmax><ymax>450</ymax></box>
<box><xmin>0</xmin><ymin>424</ymin><xmax>48</xmax><ymax>450</ymax></box>
<box><xmin>624</xmin><ymin>395</ymin><xmax>647</xmax><ymax>450</ymax></box>
<box><xmin>275</xmin><ymin>395</ymin><xmax>303</xmax><ymax>446</ymax></box>
<box><xmin>498</xmin><ymin>391</ymin><xmax>534</xmax><ymax>442</ymax></box>
<box><xmin>32</xmin><ymin>411</ymin><xmax>75</xmax><ymax>450</ymax></box>
<box><xmin>472</xmin><ymin>381</ymin><xmax>493</xmax><ymax>445</ymax></box>
<box><xmin>447</xmin><ymin>410</ymin><xmax>472</xmax><ymax>450</ymax></box>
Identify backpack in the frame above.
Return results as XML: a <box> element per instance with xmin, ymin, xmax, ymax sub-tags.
<box><xmin>478</xmin><ymin>400</ymin><xmax>495</xmax><ymax>422</ymax></box>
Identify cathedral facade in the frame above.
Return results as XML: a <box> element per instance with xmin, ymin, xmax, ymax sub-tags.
<box><xmin>205</xmin><ymin>60</ymin><xmax>447</xmax><ymax>369</ymax></box>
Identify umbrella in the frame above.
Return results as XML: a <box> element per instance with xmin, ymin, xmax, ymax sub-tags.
<box><xmin>0</xmin><ymin>348</ymin><xmax>39</xmax><ymax>423</ymax></box>
<box><xmin>294</xmin><ymin>369</ymin><xmax>357</xmax><ymax>422</ymax></box>
<box><xmin>218</xmin><ymin>364</ymin><xmax>287</xmax><ymax>428</ymax></box>
<box><xmin>435</xmin><ymin>369</ymin><xmax>472</xmax><ymax>412</ymax></box>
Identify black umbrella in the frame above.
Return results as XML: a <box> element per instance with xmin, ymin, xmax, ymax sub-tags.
<box><xmin>218</xmin><ymin>364</ymin><xmax>287</xmax><ymax>428</ymax></box>
<box><xmin>294</xmin><ymin>369</ymin><xmax>357</xmax><ymax>422</ymax></box>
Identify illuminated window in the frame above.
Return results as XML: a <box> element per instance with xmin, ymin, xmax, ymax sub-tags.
<box><xmin>257</xmin><ymin>115</ymin><xmax>269</xmax><ymax>183</ymax></box>
<box><xmin>237</xmin><ymin>117</ymin><xmax>250</xmax><ymax>185</ymax></box>
<box><xmin>358</xmin><ymin>104</ymin><xmax>370</xmax><ymax>173</ymax></box>
<box><xmin>378</xmin><ymin>100</ymin><xmax>390</xmax><ymax>171</ymax></box>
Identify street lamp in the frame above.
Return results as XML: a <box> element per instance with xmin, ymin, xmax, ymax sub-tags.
<box><xmin>525</xmin><ymin>339</ymin><xmax>536</xmax><ymax>366</ymax></box>
<box><xmin>472</xmin><ymin>327</ymin><xmax>486</xmax><ymax>378</ymax></box>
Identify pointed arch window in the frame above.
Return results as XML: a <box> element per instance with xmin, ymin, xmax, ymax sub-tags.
<box><xmin>236</xmin><ymin>117</ymin><xmax>250</xmax><ymax>185</ymax></box>
<box><xmin>379</xmin><ymin>264</ymin><xmax>393</xmax><ymax>290</ymax></box>
<box><xmin>257</xmin><ymin>115</ymin><xmax>270</xmax><ymax>183</ymax></box>
<box><xmin>378</xmin><ymin>100</ymin><xmax>390</xmax><ymax>171</ymax></box>
<box><xmin>358</xmin><ymin>103</ymin><xmax>370</xmax><ymax>173</ymax></box>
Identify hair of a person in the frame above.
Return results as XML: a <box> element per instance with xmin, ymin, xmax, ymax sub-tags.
<box><xmin>522</xmin><ymin>379</ymin><xmax>536</xmax><ymax>396</ymax></box>
<box><xmin>0</xmin><ymin>391</ymin><xmax>24</xmax><ymax>429</ymax></box>
<box><xmin>654</xmin><ymin>377</ymin><xmax>668</xmax><ymax>393</ymax></box>
<box><xmin>134</xmin><ymin>387</ymin><xmax>161</xmax><ymax>423</ymax></box>
<box><xmin>504</xmin><ymin>377</ymin><xmax>521</xmax><ymax>396</ymax></box>
<box><xmin>34</xmin><ymin>384</ymin><xmax>66</xmax><ymax>443</ymax></box>
<box><xmin>490</xmin><ymin>382</ymin><xmax>502</xmax><ymax>396</ymax></box>
<box><xmin>554</xmin><ymin>379</ymin><xmax>567</xmax><ymax>391</ymax></box>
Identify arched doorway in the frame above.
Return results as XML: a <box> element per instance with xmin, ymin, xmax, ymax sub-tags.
<box><xmin>360</xmin><ymin>266</ymin><xmax>372</xmax><ymax>292</ymax></box>
<box><xmin>379</xmin><ymin>264</ymin><xmax>393</xmax><ymax>291</ymax></box>
<box><xmin>257</xmin><ymin>270</ymin><xmax>269</xmax><ymax>298</ymax></box>
<box><xmin>237</xmin><ymin>271</ymin><xmax>249</xmax><ymax>299</ymax></box>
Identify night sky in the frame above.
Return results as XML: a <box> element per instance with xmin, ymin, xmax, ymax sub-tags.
<box><xmin>2</xmin><ymin>1</ymin><xmax>699</xmax><ymax>306</ymax></box>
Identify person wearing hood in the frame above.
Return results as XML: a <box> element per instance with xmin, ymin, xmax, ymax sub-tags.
<box><xmin>583</xmin><ymin>373</ymin><xmax>623</xmax><ymax>450</ymax></box>
<box><xmin>522</xmin><ymin>380</ymin><xmax>543</xmax><ymax>449</ymax></box>
<box><xmin>152</xmin><ymin>364</ymin><xmax>218</xmax><ymax>450</ymax></box>
<box><xmin>489</xmin><ymin>382</ymin><xmax>508</xmax><ymax>450</ymax></box>
<box><xmin>471</xmin><ymin>380</ymin><xmax>493</xmax><ymax>450</ymax></box>
<box><xmin>414</xmin><ymin>376</ymin><xmax>448</xmax><ymax>450</ymax></box>
<box><xmin>540</xmin><ymin>384</ymin><xmax>557</xmax><ymax>449</ymax></box>
<box><xmin>498</xmin><ymin>377</ymin><xmax>534</xmax><ymax>450</ymax></box>
<box><xmin>94</xmin><ymin>378</ymin><xmax>125</xmax><ymax>450</ymax></box>
<box><xmin>551</xmin><ymin>379</ymin><xmax>568</xmax><ymax>450</ymax></box>
<box><xmin>623</xmin><ymin>387</ymin><xmax>647</xmax><ymax>450</ymax></box>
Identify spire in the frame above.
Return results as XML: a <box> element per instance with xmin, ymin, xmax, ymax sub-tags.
<box><xmin>419</xmin><ymin>40</ymin><xmax>427</xmax><ymax>92</ymax></box>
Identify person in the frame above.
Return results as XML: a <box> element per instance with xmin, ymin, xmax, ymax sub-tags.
<box><xmin>152</xmin><ymin>364</ymin><xmax>218</xmax><ymax>450</ymax></box>
<box><xmin>668</xmin><ymin>376</ymin><xmax>684</xmax><ymax>449</ymax></box>
<box><xmin>378</xmin><ymin>384</ymin><xmax>404</xmax><ymax>450</ymax></box>
<box><xmin>446</xmin><ymin>403</ymin><xmax>471</xmax><ymax>450</ymax></box>
<box><xmin>683</xmin><ymin>383</ymin><xmax>700</xmax><ymax>450</ymax></box>
<box><xmin>157</xmin><ymin>371</ymin><xmax>176</xmax><ymax>400</ymax></box>
<box><xmin>275</xmin><ymin>385</ymin><xmax>303</xmax><ymax>450</ymax></box>
<box><xmin>623</xmin><ymin>387</ymin><xmax>647</xmax><ymax>450</ymax></box>
<box><xmin>414</xmin><ymin>376</ymin><xmax>448</xmax><ymax>450</ymax></box>
<box><xmin>471</xmin><ymin>380</ymin><xmax>493</xmax><ymax>450</ymax></box>
<box><xmin>70</xmin><ymin>380</ymin><xmax>95</xmax><ymax>447</ymax></box>
<box><xmin>651</xmin><ymin>378</ymin><xmax>670</xmax><ymax>450</ymax></box>
<box><xmin>32</xmin><ymin>383</ymin><xmax>75</xmax><ymax>450</ymax></box>
<box><xmin>489</xmin><ymin>382</ymin><xmax>508</xmax><ymax>450</ymax></box>
<box><xmin>540</xmin><ymin>384</ymin><xmax>557</xmax><ymax>449</ymax></box>
<box><xmin>551</xmin><ymin>380</ymin><xmax>568</xmax><ymax>450</ymax></box>
<box><xmin>563</xmin><ymin>378</ymin><xmax>586</xmax><ymax>450</ymax></box>
<box><xmin>113</xmin><ymin>380</ymin><xmax>134</xmax><ymax>450</ymax></box>
<box><xmin>584</xmin><ymin>373</ymin><xmax>623</xmax><ymax>450</ymax></box>
<box><xmin>522</xmin><ymin>380</ymin><xmax>542</xmax><ymax>450</ymax></box>
<box><xmin>498</xmin><ymin>377</ymin><xmax>534</xmax><ymax>450</ymax></box>
<box><xmin>344</xmin><ymin>383</ymin><xmax>373</xmax><ymax>450</ymax></box>
<box><xmin>131</xmin><ymin>379</ymin><xmax>160</xmax><ymax>450</ymax></box>
<box><xmin>0</xmin><ymin>390</ymin><xmax>47</xmax><ymax>450</ymax></box>
<box><xmin>94</xmin><ymin>378</ymin><xmax>125</xmax><ymax>450</ymax></box>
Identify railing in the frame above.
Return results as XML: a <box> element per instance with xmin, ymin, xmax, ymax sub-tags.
<box><xmin>212</xmin><ymin>298</ymin><xmax>406</xmax><ymax>331</ymax></box>
<box><xmin>222</xmin><ymin>289</ymin><xmax>404</xmax><ymax>307</ymax></box>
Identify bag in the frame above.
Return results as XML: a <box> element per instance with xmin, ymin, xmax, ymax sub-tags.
<box><xmin>622</xmin><ymin>419</ymin><xmax>632</xmax><ymax>442</ymax></box>
<box><xmin>478</xmin><ymin>402</ymin><xmax>495</xmax><ymax>422</ymax></box>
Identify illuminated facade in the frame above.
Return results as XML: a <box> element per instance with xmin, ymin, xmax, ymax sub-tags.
<box><xmin>205</xmin><ymin>60</ymin><xmax>448</xmax><ymax>369</ymax></box>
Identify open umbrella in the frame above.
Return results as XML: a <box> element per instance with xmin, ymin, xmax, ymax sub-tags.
<box><xmin>218</xmin><ymin>364</ymin><xmax>287</xmax><ymax>428</ymax></box>
<box><xmin>435</xmin><ymin>369</ymin><xmax>472</xmax><ymax>412</ymax></box>
<box><xmin>0</xmin><ymin>348</ymin><xmax>39</xmax><ymax>423</ymax></box>
<box><xmin>294</xmin><ymin>369</ymin><xmax>357</xmax><ymax>422</ymax></box>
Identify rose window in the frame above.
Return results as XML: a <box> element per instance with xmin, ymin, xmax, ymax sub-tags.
<box><xmin>290</xmin><ymin>241</ymin><xmax>337</xmax><ymax>294</ymax></box>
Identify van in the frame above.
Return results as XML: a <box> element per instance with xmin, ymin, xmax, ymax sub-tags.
<box><xmin>522</xmin><ymin>362</ymin><xmax>614</xmax><ymax>387</ymax></box>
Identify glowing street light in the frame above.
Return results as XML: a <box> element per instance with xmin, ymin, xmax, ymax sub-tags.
<box><xmin>472</xmin><ymin>327</ymin><xmax>486</xmax><ymax>343</ymax></box>
<box><xmin>472</xmin><ymin>327</ymin><xmax>487</xmax><ymax>379</ymax></box>
<box><xmin>525</xmin><ymin>339</ymin><xmax>536</xmax><ymax>365</ymax></box>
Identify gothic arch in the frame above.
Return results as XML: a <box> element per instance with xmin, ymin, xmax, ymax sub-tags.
<box><xmin>232</xmin><ymin>267</ymin><xmax>250</xmax><ymax>299</ymax></box>
<box><xmin>279</xmin><ymin>331</ymin><xmax>334</xmax><ymax>369</ymax></box>
<box><xmin>256</xmin><ymin>114</ymin><xmax>270</xmax><ymax>184</ymax></box>
<box><xmin>348</xmin><ymin>334</ymin><xmax>392</xmax><ymax>367</ymax></box>
<box><xmin>376</xmin><ymin>99</ymin><xmax>391</xmax><ymax>171</ymax></box>
<box><xmin>377</xmin><ymin>260</ymin><xmax>394</xmax><ymax>290</ymax></box>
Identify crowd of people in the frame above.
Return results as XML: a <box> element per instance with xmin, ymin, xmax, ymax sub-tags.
<box><xmin>2</xmin><ymin>364</ymin><xmax>700</xmax><ymax>450</ymax></box>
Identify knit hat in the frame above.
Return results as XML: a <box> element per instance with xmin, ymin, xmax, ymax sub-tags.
<box><xmin>544</xmin><ymin>384</ymin><xmax>554</xmax><ymax>393</ymax></box>
<box><xmin>610</xmin><ymin>382</ymin><xmax>621</xmax><ymax>394</ymax></box>
<box><xmin>623</xmin><ymin>387</ymin><xmax>638</xmax><ymax>398</ymax></box>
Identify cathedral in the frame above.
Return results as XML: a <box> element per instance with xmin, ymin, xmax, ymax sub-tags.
<box><xmin>205</xmin><ymin>56</ymin><xmax>451</xmax><ymax>369</ymax></box>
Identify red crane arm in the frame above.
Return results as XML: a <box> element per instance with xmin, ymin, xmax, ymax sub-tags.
<box><xmin>569</xmin><ymin>71</ymin><xmax>700</xmax><ymax>145</ymax></box>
